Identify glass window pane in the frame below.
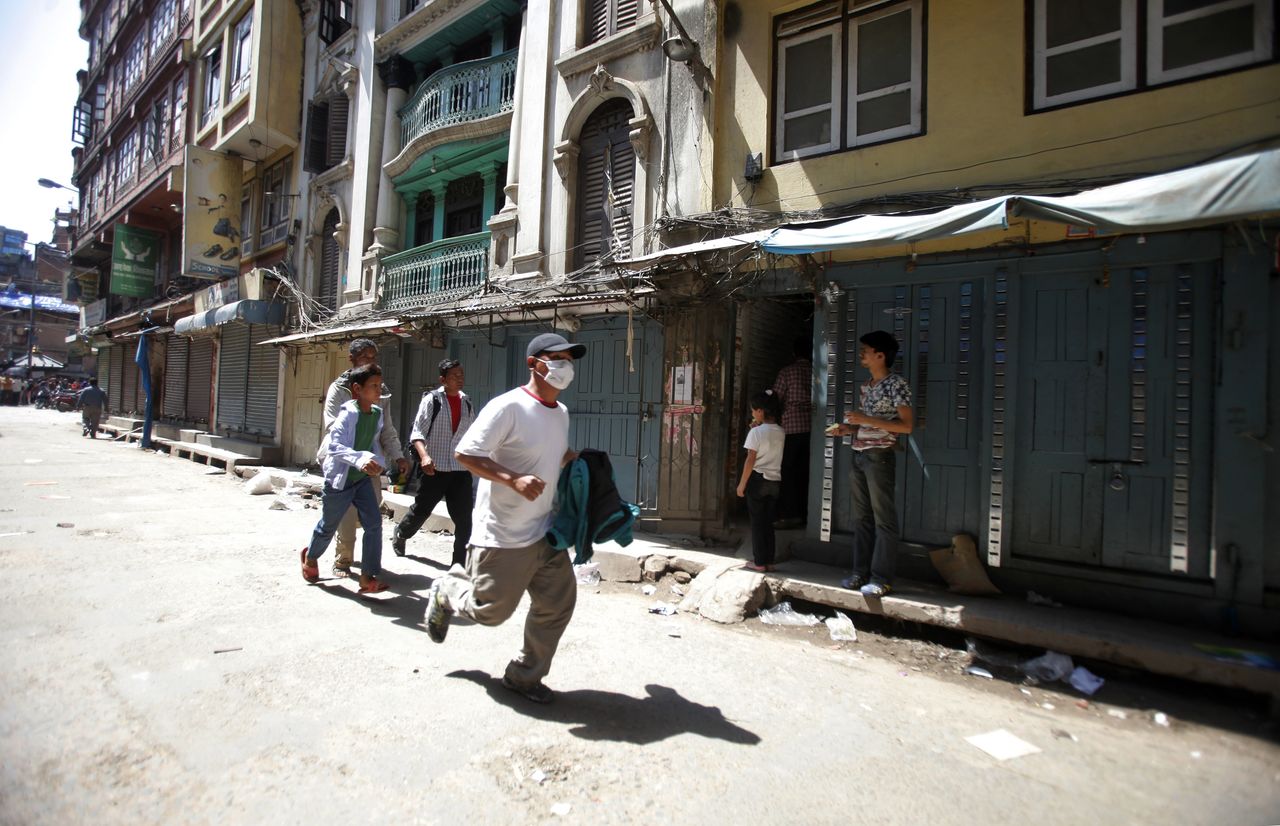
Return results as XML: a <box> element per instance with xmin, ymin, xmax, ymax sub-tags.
<box><xmin>1046</xmin><ymin>39</ymin><xmax>1122</xmax><ymax>96</ymax></box>
<box><xmin>856</xmin><ymin>10</ymin><xmax>912</xmax><ymax>94</ymax></box>
<box><xmin>1163</xmin><ymin>0</ymin><xmax>1229</xmax><ymax>16</ymax></box>
<box><xmin>1045</xmin><ymin>0</ymin><xmax>1123</xmax><ymax>48</ymax></box>
<box><xmin>784</xmin><ymin>36</ymin><xmax>833</xmax><ymax>113</ymax></box>
<box><xmin>1162</xmin><ymin>7</ymin><xmax>1255</xmax><ymax>71</ymax></box>
<box><xmin>855</xmin><ymin>89</ymin><xmax>911</xmax><ymax>136</ymax></box>
<box><xmin>783</xmin><ymin>111</ymin><xmax>833</xmax><ymax>152</ymax></box>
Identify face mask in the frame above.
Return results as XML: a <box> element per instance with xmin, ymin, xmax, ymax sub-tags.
<box><xmin>537</xmin><ymin>358</ymin><xmax>575</xmax><ymax>390</ymax></box>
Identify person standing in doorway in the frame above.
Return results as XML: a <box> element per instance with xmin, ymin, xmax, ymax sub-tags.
<box><xmin>832</xmin><ymin>330</ymin><xmax>914</xmax><ymax>598</ymax></box>
<box><xmin>424</xmin><ymin>332</ymin><xmax>585</xmax><ymax>705</ymax></box>
<box><xmin>320</xmin><ymin>338</ymin><xmax>409</xmax><ymax>578</ymax></box>
<box><xmin>390</xmin><ymin>358</ymin><xmax>476</xmax><ymax>567</ymax></box>
<box><xmin>771</xmin><ymin>336</ymin><xmax>813</xmax><ymax>528</ymax></box>
<box><xmin>736</xmin><ymin>390</ymin><xmax>785</xmax><ymax>572</ymax></box>
<box><xmin>76</xmin><ymin>378</ymin><xmax>109</xmax><ymax>438</ymax></box>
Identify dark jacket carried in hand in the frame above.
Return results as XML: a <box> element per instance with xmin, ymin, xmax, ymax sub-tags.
<box><xmin>547</xmin><ymin>449</ymin><xmax>639</xmax><ymax>564</ymax></box>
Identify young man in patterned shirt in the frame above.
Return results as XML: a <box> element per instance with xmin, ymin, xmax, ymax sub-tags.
<box><xmin>832</xmin><ymin>330</ymin><xmax>914</xmax><ymax>597</ymax></box>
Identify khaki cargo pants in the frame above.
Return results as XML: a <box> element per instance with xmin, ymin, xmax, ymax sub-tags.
<box><xmin>335</xmin><ymin>481</ymin><xmax>383</xmax><ymax>568</ymax></box>
<box><xmin>439</xmin><ymin>539</ymin><xmax>577</xmax><ymax>686</ymax></box>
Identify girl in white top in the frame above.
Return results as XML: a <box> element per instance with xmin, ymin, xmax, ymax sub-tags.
<box><xmin>736</xmin><ymin>390</ymin><xmax>786</xmax><ymax>572</ymax></box>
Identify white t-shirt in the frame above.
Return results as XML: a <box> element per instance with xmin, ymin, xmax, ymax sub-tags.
<box><xmin>456</xmin><ymin>386</ymin><xmax>570</xmax><ymax>548</ymax></box>
<box><xmin>744</xmin><ymin>422</ymin><xmax>785</xmax><ymax>481</ymax></box>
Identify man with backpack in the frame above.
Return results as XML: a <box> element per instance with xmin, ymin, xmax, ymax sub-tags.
<box><xmin>390</xmin><ymin>358</ymin><xmax>475</xmax><ymax>567</ymax></box>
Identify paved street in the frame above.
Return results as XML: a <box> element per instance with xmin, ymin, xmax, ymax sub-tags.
<box><xmin>1</xmin><ymin>405</ymin><xmax>1277</xmax><ymax>825</ymax></box>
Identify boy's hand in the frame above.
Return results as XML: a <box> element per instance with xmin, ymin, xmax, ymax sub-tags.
<box><xmin>361</xmin><ymin>460</ymin><xmax>384</xmax><ymax>476</ymax></box>
<box><xmin>395</xmin><ymin>458</ymin><xmax>409</xmax><ymax>478</ymax></box>
<box><xmin>736</xmin><ymin>484</ymin><xmax>746</xmax><ymax>498</ymax></box>
<box><xmin>420</xmin><ymin>455</ymin><xmax>436</xmax><ymax>476</ymax></box>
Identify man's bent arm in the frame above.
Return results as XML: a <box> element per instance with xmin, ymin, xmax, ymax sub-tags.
<box><xmin>455</xmin><ymin>452</ymin><xmax>519</xmax><ymax>486</ymax></box>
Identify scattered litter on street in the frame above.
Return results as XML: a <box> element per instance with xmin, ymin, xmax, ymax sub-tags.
<box><xmin>39</xmin><ymin>494</ymin><xmax>71</xmax><ymax>500</ymax></box>
<box><xmin>1020</xmin><ymin>688</ymin><xmax>1033</xmax><ymax>696</ymax></box>
<box><xmin>530</xmin><ymin>769</ymin><xmax>547</xmax><ymax>785</ymax></box>
<box><xmin>22</xmin><ymin>458</ymin><xmax>42</xmax><ymax>464</ymax></box>
<box><xmin>245</xmin><ymin>474</ymin><xmax>275</xmax><ymax>495</ymax></box>
<box><xmin>1068</xmin><ymin>665</ymin><xmax>1106</xmax><ymax>696</ymax></box>
<box><xmin>648</xmin><ymin>601</ymin><xmax>678</xmax><ymax>615</ymax></box>
<box><xmin>1190</xmin><ymin>751</ymin><xmax>1202</xmax><ymax>759</ymax></box>
<box><xmin>551</xmin><ymin>803</ymin><xmax>571</xmax><ymax>816</ymax></box>
<box><xmin>642</xmin><ymin>584</ymin><xmax>657</xmax><ymax>596</ymax></box>
<box><xmin>267</xmin><ymin>498</ymin><xmax>297</xmax><ymax>511</ymax></box>
<box><xmin>213</xmin><ymin>647</ymin><xmax>243</xmax><ymax>654</ymax></box>
<box><xmin>965</xmin><ymin>729</ymin><xmax>1042</xmax><ymax>761</ymax></box>
<box><xmin>24</xmin><ymin>481</ymin><xmax>57</xmax><ymax>486</ymax></box>
<box><xmin>574</xmin><ymin>563</ymin><xmax>601</xmax><ymax>586</ymax></box>
<box><xmin>0</xmin><ymin>532</ymin><xmax>28</xmax><ymax>538</ymax></box>
<box><xmin>1021</xmin><ymin>651</ymin><xmax>1075</xmax><ymax>682</ymax></box>
<box><xmin>758</xmin><ymin>602</ymin><xmax>822</xmax><ymax>627</ymax></box>
<box><xmin>1075</xmin><ymin>699</ymin><xmax>1090</xmax><ymax>709</ymax></box>
<box><xmin>1153</xmin><ymin>712</ymin><xmax>1170</xmax><ymax>727</ymax></box>
<box><xmin>825</xmin><ymin>611</ymin><xmax>857</xmax><ymax>641</ymax></box>
<box><xmin>966</xmin><ymin>637</ymin><xmax>1023</xmax><ymax>669</ymax></box>
<box><xmin>56</xmin><ymin>522</ymin><xmax>74</xmax><ymax>528</ymax></box>
<box><xmin>1052</xmin><ymin>729</ymin><xmax>1079</xmax><ymax>742</ymax></box>
<box><xmin>1107</xmin><ymin>709</ymin><xmax>1128</xmax><ymax>720</ymax></box>
<box><xmin>1026</xmin><ymin>590</ymin><xmax>1064</xmax><ymax>607</ymax></box>
<box><xmin>966</xmin><ymin>666</ymin><xmax>994</xmax><ymax>679</ymax></box>
<box><xmin>1042</xmin><ymin>703</ymin><xmax>1056</xmax><ymax>710</ymax></box>
<box><xmin>671</xmin><ymin>585</ymin><xmax>685</xmax><ymax>596</ymax></box>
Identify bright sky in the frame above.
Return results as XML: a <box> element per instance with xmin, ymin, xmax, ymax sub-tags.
<box><xmin>0</xmin><ymin>0</ymin><xmax>86</xmax><ymax>246</ymax></box>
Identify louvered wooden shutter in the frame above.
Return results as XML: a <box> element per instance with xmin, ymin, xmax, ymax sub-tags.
<box><xmin>326</xmin><ymin>96</ymin><xmax>348</xmax><ymax>168</ymax></box>
<box><xmin>304</xmin><ymin>101</ymin><xmax>329</xmax><ymax>173</ymax></box>
<box><xmin>575</xmin><ymin>99</ymin><xmax>634</xmax><ymax>268</ymax></box>
<box><xmin>319</xmin><ymin>208</ymin><xmax>340</xmax><ymax>311</ymax></box>
<box><xmin>586</xmin><ymin>0</ymin><xmax>610</xmax><ymax>44</ymax></box>
<box><xmin>615</xmin><ymin>0</ymin><xmax>638</xmax><ymax>32</ymax></box>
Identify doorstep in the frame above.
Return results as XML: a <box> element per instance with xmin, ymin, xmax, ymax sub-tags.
<box><xmin>588</xmin><ymin>536</ymin><xmax>1280</xmax><ymax>700</ymax></box>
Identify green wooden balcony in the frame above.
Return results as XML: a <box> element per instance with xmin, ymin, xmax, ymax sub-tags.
<box><xmin>379</xmin><ymin>232</ymin><xmax>490</xmax><ymax>310</ymax></box>
<box><xmin>399</xmin><ymin>50</ymin><xmax>518</xmax><ymax>147</ymax></box>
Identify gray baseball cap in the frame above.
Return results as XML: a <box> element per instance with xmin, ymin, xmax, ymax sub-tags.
<box><xmin>526</xmin><ymin>332</ymin><xmax>586</xmax><ymax>359</ymax></box>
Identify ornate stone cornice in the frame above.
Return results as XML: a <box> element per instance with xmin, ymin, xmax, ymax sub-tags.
<box><xmin>375</xmin><ymin>0</ymin><xmax>477</xmax><ymax>60</ymax></box>
<box><xmin>377</xmin><ymin>56</ymin><xmax>415</xmax><ymax>91</ymax></box>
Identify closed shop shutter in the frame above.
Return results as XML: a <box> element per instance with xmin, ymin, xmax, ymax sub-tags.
<box><xmin>121</xmin><ymin>345</ymin><xmax>139</xmax><ymax>414</ymax></box>
<box><xmin>107</xmin><ymin>346</ymin><xmax>123</xmax><ymax>412</ymax></box>
<box><xmin>377</xmin><ymin>339</ymin><xmax>405</xmax><ymax>432</ymax></box>
<box><xmin>217</xmin><ymin>323</ymin><xmax>251</xmax><ymax>433</ymax></box>
<box><xmin>163</xmin><ymin>336</ymin><xmax>189</xmax><ymax>419</ymax></box>
<box><xmin>186</xmin><ymin>337</ymin><xmax>213</xmax><ymax>423</ymax></box>
<box><xmin>244</xmin><ymin>324</ymin><xmax>280</xmax><ymax>437</ymax></box>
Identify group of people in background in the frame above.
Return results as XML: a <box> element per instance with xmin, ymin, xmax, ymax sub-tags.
<box><xmin>299</xmin><ymin>333</ymin><xmax>588</xmax><ymax>704</ymax></box>
<box><xmin>1</xmin><ymin>374</ymin><xmax>84</xmax><ymax>406</ymax></box>
<box><xmin>738</xmin><ymin>330</ymin><xmax>913</xmax><ymax>598</ymax></box>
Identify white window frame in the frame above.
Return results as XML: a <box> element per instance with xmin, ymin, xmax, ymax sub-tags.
<box><xmin>846</xmin><ymin>0</ymin><xmax>923</xmax><ymax>147</ymax></box>
<box><xmin>229</xmin><ymin>13</ymin><xmax>253</xmax><ymax>99</ymax></box>
<box><xmin>1033</xmin><ymin>0</ymin><xmax>1138</xmax><ymax>110</ymax></box>
<box><xmin>200</xmin><ymin>45</ymin><xmax>222</xmax><ymax>126</ymax></box>
<box><xmin>1147</xmin><ymin>0</ymin><xmax>1274</xmax><ymax>84</ymax></box>
<box><xmin>775</xmin><ymin>22</ymin><xmax>843</xmax><ymax>162</ymax></box>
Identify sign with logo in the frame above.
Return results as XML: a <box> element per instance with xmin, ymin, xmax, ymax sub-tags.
<box><xmin>110</xmin><ymin>225</ymin><xmax>161</xmax><ymax>297</ymax></box>
<box><xmin>82</xmin><ymin>298</ymin><xmax>107</xmax><ymax>327</ymax></box>
<box><xmin>183</xmin><ymin>146</ymin><xmax>243</xmax><ymax>280</ymax></box>
<box><xmin>193</xmin><ymin>277</ymin><xmax>242</xmax><ymax>313</ymax></box>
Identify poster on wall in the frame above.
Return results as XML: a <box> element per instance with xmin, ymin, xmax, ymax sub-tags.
<box><xmin>110</xmin><ymin>225</ymin><xmax>161</xmax><ymax>297</ymax></box>
<box><xmin>182</xmin><ymin>146</ymin><xmax>244</xmax><ymax>280</ymax></box>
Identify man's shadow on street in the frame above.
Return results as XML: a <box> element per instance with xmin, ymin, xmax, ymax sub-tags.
<box><xmin>447</xmin><ymin>669</ymin><xmax>761</xmax><ymax>746</ymax></box>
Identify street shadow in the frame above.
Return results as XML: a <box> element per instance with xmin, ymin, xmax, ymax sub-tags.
<box><xmin>404</xmin><ymin>553</ymin><xmax>449</xmax><ymax>572</ymax></box>
<box><xmin>446</xmin><ymin>669</ymin><xmax>761</xmax><ymax>746</ymax></box>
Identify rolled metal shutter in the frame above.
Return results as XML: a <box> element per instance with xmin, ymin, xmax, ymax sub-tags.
<box><xmin>163</xmin><ymin>336</ymin><xmax>189</xmax><ymax>419</ymax></box>
<box><xmin>244</xmin><ymin>324</ymin><xmax>280</xmax><ymax>437</ymax></box>
<box><xmin>121</xmin><ymin>347</ymin><xmax>139</xmax><ymax>415</ymax></box>
<box><xmin>186</xmin><ymin>337</ymin><xmax>213</xmax><ymax>423</ymax></box>
<box><xmin>217</xmin><ymin>323</ymin><xmax>251</xmax><ymax>433</ymax></box>
<box><xmin>106</xmin><ymin>346</ymin><xmax>123</xmax><ymax>412</ymax></box>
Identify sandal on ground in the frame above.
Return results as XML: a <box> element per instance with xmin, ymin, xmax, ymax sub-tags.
<box><xmin>300</xmin><ymin>548</ymin><xmax>319</xmax><ymax>583</ymax></box>
<box><xmin>358</xmin><ymin>577</ymin><xmax>389</xmax><ymax>594</ymax></box>
<box><xmin>743</xmin><ymin>563</ymin><xmax>769</xmax><ymax>573</ymax></box>
<box><xmin>332</xmin><ymin>562</ymin><xmax>352</xmax><ymax>578</ymax></box>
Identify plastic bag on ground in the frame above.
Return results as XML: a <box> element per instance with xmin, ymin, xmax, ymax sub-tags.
<box><xmin>758</xmin><ymin>601</ymin><xmax>822</xmax><ymax>627</ymax></box>
<box><xmin>966</xmin><ymin>637</ymin><xmax>1023</xmax><ymax>669</ymax></box>
<box><xmin>1020</xmin><ymin>651</ymin><xmax>1075</xmax><ymax>683</ymax></box>
<box><xmin>574</xmin><ymin>562</ymin><xmax>601</xmax><ymax>586</ymax></box>
<box><xmin>1068</xmin><ymin>665</ymin><xmax>1105</xmax><ymax>695</ymax></box>
<box><xmin>825</xmin><ymin>611</ymin><xmax>857</xmax><ymax>641</ymax></box>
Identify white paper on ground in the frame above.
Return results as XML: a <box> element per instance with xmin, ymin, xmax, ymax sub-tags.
<box><xmin>965</xmin><ymin>729</ymin><xmax>1042</xmax><ymax>761</ymax></box>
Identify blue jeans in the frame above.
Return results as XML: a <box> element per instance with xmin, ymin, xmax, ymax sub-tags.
<box><xmin>308</xmin><ymin>477</ymin><xmax>383</xmax><ymax>578</ymax></box>
<box><xmin>850</xmin><ymin>448</ymin><xmax>898</xmax><ymax>585</ymax></box>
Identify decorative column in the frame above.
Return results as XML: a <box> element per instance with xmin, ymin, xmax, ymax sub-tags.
<box><xmin>487</xmin><ymin>4</ymin><xmax>525</xmax><ymax>278</ymax></box>
<box><xmin>371</xmin><ymin>56</ymin><xmax>415</xmax><ymax>253</ymax></box>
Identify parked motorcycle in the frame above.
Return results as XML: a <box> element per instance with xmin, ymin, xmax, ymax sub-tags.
<box><xmin>53</xmin><ymin>391</ymin><xmax>77</xmax><ymax>412</ymax></box>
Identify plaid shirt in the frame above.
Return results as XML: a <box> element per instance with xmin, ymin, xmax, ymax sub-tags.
<box><xmin>853</xmin><ymin>373</ymin><xmax>912</xmax><ymax>450</ymax></box>
<box><xmin>772</xmin><ymin>358</ymin><xmax>813</xmax><ymax>435</ymax></box>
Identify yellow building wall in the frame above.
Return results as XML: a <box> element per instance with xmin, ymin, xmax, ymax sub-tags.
<box><xmin>715</xmin><ymin>0</ymin><xmax>1280</xmax><ymax>213</ymax></box>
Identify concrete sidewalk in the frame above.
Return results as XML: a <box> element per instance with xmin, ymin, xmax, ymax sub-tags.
<box><xmin>238</xmin><ymin>464</ymin><xmax>1280</xmax><ymax>701</ymax></box>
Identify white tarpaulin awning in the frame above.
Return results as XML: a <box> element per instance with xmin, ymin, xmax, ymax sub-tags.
<box><xmin>1007</xmin><ymin>147</ymin><xmax>1280</xmax><ymax>232</ymax></box>
<box><xmin>616</xmin><ymin>146</ymin><xmax>1280</xmax><ymax>266</ymax></box>
<box><xmin>258</xmin><ymin>318</ymin><xmax>404</xmax><ymax>346</ymax></box>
